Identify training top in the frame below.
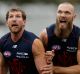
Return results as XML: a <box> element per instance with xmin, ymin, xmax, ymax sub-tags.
<box><xmin>46</xmin><ymin>24</ymin><xmax>80</xmax><ymax>67</ymax></box>
<box><xmin>0</xmin><ymin>30</ymin><xmax>39</xmax><ymax>74</ymax></box>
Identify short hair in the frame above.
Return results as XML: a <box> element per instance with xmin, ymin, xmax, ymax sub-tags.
<box><xmin>58</xmin><ymin>2</ymin><xmax>75</xmax><ymax>13</ymax></box>
<box><xmin>58</xmin><ymin>2</ymin><xmax>74</xmax><ymax>9</ymax></box>
<box><xmin>59</xmin><ymin>2</ymin><xmax>73</xmax><ymax>5</ymax></box>
<box><xmin>6</xmin><ymin>8</ymin><xmax>26</xmax><ymax>21</ymax></box>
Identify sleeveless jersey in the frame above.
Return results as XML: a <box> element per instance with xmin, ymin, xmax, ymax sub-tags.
<box><xmin>46</xmin><ymin>24</ymin><xmax>80</xmax><ymax>67</ymax></box>
<box><xmin>0</xmin><ymin>30</ymin><xmax>39</xmax><ymax>74</ymax></box>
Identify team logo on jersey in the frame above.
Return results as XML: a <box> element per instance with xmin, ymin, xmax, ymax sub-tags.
<box><xmin>12</xmin><ymin>45</ymin><xmax>17</xmax><ymax>48</ymax></box>
<box><xmin>62</xmin><ymin>38</ymin><xmax>67</xmax><ymax>42</ymax></box>
<box><xmin>67</xmin><ymin>46</ymin><xmax>77</xmax><ymax>52</ymax></box>
<box><xmin>16</xmin><ymin>52</ymin><xmax>29</xmax><ymax>58</ymax></box>
<box><xmin>3</xmin><ymin>51</ymin><xmax>11</xmax><ymax>57</ymax></box>
<box><xmin>52</xmin><ymin>45</ymin><xmax>61</xmax><ymax>50</ymax></box>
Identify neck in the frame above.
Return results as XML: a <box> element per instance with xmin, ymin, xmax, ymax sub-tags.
<box><xmin>11</xmin><ymin>30</ymin><xmax>24</xmax><ymax>42</ymax></box>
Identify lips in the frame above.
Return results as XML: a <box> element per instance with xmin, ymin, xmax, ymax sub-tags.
<box><xmin>58</xmin><ymin>19</ymin><xmax>67</xmax><ymax>29</ymax></box>
<box><xmin>60</xmin><ymin>20</ymin><xmax>67</xmax><ymax>23</ymax></box>
<box><xmin>12</xmin><ymin>24</ymin><xmax>18</xmax><ymax>27</ymax></box>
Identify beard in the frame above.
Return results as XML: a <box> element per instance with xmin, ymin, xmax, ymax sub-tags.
<box><xmin>55</xmin><ymin>19</ymin><xmax>73</xmax><ymax>38</ymax></box>
<box><xmin>9</xmin><ymin>26</ymin><xmax>23</xmax><ymax>34</ymax></box>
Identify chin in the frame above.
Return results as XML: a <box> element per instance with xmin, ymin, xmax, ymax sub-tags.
<box><xmin>60</xmin><ymin>27</ymin><xmax>67</xmax><ymax>30</ymax></box>
<box><xmin>11</xmin><ymin>30</ymin><xmax>19</xmax><ymax>34</ymax></box>
<box><xmin>12</xmin><ymin>32</ymin><xmax>18</xmax><ymax>34</ymax></box>
<box><xmin>59</xmin><ymin>25</ymin><xmax>67</xmax><ymax>30</ymax></box>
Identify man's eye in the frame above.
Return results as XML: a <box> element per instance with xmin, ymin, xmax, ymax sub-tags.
<box><xmin>9</xmin><ymin>16</ymin><xmax>13</xmax><ymax>18</ymax></box>
<box><xmin>65</xmin><ymin>11</ymin><xmax>71</xmax><ymax>15</ymax></box>
<box><xmin>16</xmin><ymin>15</ymin><xmax>21</xmax><ymax>18</ymax></box>
<box><xmin>58</xmin><ymin>10</ymin><xmax>62</xmax><ymax>14</ymax></box>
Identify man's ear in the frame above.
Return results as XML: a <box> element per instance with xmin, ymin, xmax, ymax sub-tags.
<box><xmin>24</xmin><ymin>20</ymin><xmax>26</xmax><ymax>23</ymax></box>
<box><xmin>6</xmin><ymin>21</ymin><xmax>8</xmax><ymax>26</ymax></box>
<box><xmin>23</xmin><ymin>20</ymin><xmax>26</xmax><ymax>26</ymax></box>
<box><xmin>74</xmin><ymin>13</ymin><xmax>76</xmax><ymax>18</ymax></box>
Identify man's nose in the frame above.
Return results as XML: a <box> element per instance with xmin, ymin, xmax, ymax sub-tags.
<box><xmin>60</xmin><ymin>12</ymin><xmax>66</xmax><ymax>17</ymax></box>
<box><xmin>12</xmin><ymin>17</ymin><xmax>17</xmax><ymax>22</ymax></box>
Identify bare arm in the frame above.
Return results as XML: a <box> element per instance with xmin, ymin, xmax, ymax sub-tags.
<box><xmin>32</xmin><ymin>38</ymin><xmax>53</xmax><ymax>74</ymax></box>
<box><xmin>39</xmin><ymin>29</ymin><xmax>80</xmax><ymax>74</ymax></box>
<box><xmin>0</xmin><ymin>52</ymin><xmax>8</xmax><ymax>74</ymax></box>
<box><xmin>39</xmin><ymin>29</ymin><xmax>48</xmax><ymax>47</ymax></box>
<box><xmin>0</xmin><ymin>52</ymin><xmax>4</xmax><ymax>74</ymax></box>
<box><xmin>0</xmin><ymin>52</ymin><xmax>3</xmax><ymax>74</ymax></box>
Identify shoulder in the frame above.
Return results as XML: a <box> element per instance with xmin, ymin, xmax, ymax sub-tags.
<box><xmin>23</xmin><ymin>30</ymin><xmax>38</xmax><ymax>43</ymax></box>
<box><xmin>39</xmin><ymin>28</ymin><xmax>47</xmax><ymax>39</ymax></box>
<box><xmin>0</xmin><ymin>32</ymin><xmax>10</xmax><ymax>43</ymax></box>
<box><xmin>74</xmin><ymin>25</ymin><xmax>80</xmax><ymax>50</ymax></box>
<box><xmin>32</xmin><ymin>39</ymin><xmax>43</xmax><ymax>49</ymax></box>
<box><xmin>1</xmin><ymin>32</ymin><xmax>10</xmax><ymax>40</ymax></box>
<box><xmin>24</xmin><ymin>30</ymin><xmax>38</xmax><ymax>39</ymax></box>
<box><xmin>39</xmin><ymin>24</ymin><xmax>55</xmax><ymax>45</ymax></box>
<box><xmin>73</xmin><ymin>25</ymin><xmax>80</xmax><ymax>36</ymax></box>
<box><xmin>39</xmin><ymin>28</ymin><xmax>48</xmax><ymax>46</ymax></box>
<box><xmin>47</xmin><ymin>24</ymin><xmax>55</xmax><ymax>29</ymax></box>
<box><xmin>32</xmin><ymin>38</ymin><xmax>45</xmax><ymax>56</ymax></box>
<box><xmin>73</xmin><ymin>25</ymin><xmax>80</xmax><ymax>32</ymax></box>
<box><xmin>0</xmin><ymin>32</ymin><xmax>10</xmax><ymax>49</ymax></box>
<box><xmin>46</xmin><ymin>24</ymin><xmax>55</xmax><ymax>32</ymax></box>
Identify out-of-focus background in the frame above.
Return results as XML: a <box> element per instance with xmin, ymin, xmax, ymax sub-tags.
<box><xmin>0</xmin><ymin>0</ymin><xmax>80</xmax><ymax>37</ymax></box>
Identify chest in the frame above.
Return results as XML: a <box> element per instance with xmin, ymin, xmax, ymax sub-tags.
<box><xmin>2</xmin><ymin>39</ymin><xmax>32</xmax><ymax>61</ymax></box>
<box><xmin>47</xmin><ymin>36</ymin><xmax>78</xmax><ymax>53</ymax></box>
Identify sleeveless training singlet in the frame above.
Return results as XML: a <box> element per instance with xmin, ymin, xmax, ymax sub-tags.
<box><xmin>0</xmin><ymin>30</ymin><xmax>39</xmax><ymax>74</ymax></box>
<box><xmin>46</xmin><ymin>24</ymin><xmax>80</xmax><ymax>67</ymax></box>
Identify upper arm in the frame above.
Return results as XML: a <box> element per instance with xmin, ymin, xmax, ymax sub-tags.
<box><xmin>39</xmin><ymin>29</ymin><xmax>48</xmax><ymax>46</ymax></box>
<box><xmin>77</xmin><ymin>37</ymin><xmax>80</xmax><ymax>64</ymax></box>
<box><xmin>32</xmin><ymin>38</ymin><xmax>47</xmax><ymax>73</ymax></box>
<box><xmin>0</xmin><ymin>52</ymin><xmax>8</xmax><ymax>74</ymax></box>
<box><xmin>0</xmin><ymin>52</ymin><xmax>4</xmax><ymax>66</ymax></box>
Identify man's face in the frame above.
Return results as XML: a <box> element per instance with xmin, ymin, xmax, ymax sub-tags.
<box><xmin>56</xmin><ymin>4</ymin><xmax>76</xmax><ymax>30</ymax></box>
<box><xmin>6</xmin><ymin>11</ymin><xmax>26</xmax><ymax>34</ymax></box>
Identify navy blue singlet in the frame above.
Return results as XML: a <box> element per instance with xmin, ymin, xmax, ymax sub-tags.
<box><xmin>0</xmin><ymin>30</ymin><xmax>39</xmax><ymax>74</ymax></box>
<box><xmin>46</xmin><ymin>24</ymin><xmax>80</xmax><ymax>67</ymax></box>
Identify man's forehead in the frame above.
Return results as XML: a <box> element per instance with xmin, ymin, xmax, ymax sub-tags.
<box><xmin>57</xmin><ymin>3</ymin><xmax>75</xmax><ymax>12</ymax></box>
<box><xmin>9</xmin><ymin>11</ymin><xmax>22</xmax><ymax>15</ymax></box>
